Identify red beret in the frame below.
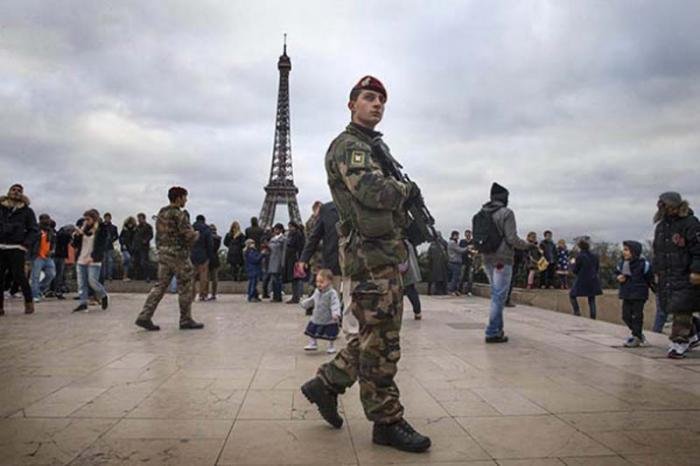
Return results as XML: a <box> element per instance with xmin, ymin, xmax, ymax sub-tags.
<box><xmin>351</xmin><ymin>75</ymin><xmax>387</xmax><ymax>101</ymax></box>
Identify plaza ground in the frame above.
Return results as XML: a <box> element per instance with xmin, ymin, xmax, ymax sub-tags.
<box><xmin>1</xmin><ymin>293</ymin><xmax>699</xmax><ymax>465</ymax></box>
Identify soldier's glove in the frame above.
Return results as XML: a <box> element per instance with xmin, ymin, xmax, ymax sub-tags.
<box><xmin>690</xmin><ymin>273</ymin><xmax>700</xmax><ymax>286</ymax></box>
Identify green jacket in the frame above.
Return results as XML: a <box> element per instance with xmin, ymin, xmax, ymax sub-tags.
<box><xmin>155</xmin><ymin>204</ymin><xmax>198</xmax><ymax>260</ymax></box>
<box><xmin>325</xmin><ymin>123</ymin><xmax>409</xmax><ymax>279</ymax></box>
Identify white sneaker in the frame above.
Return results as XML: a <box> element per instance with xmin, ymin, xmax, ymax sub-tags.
<box><xmin>624</xmin><ymin>336</ymin><xmax>641</xmax><ymax>348</ymax></box>
<box><xmin>326</xmin><ymin>345</ymin><xmax>336</xmax><ymax>354</ymax></box>
<box><xmin>304</xmin><ymin>341</ymin><xmax>318</xmax><ymax>351</ymax></box>
<box><xmin>668</xmin><ymin>341</ymin><xmax>689</xmax><ymax>359</ymax></box>
<box><xmin>689</xmin><ymin>334</ymin><xmax>700</xmax><ymax>350</ymax></box>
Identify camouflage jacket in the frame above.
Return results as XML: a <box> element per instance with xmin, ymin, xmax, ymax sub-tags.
<box><xmin>154</xmin><ymin>204</ymin><xmax>198</xmax><ymax>260</ymax></box>
<box><xmin>325</xmin><ymin>123</ymin><xmax>409</xmax><ymax>279</ymax></box>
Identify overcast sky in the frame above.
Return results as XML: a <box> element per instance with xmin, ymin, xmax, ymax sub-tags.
<box><xmin>2</xmin><ymin>0</ymin><xmax>699</xmax><ymax>243</ymax></box>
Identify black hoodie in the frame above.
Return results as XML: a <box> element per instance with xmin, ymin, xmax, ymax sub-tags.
<box><xmin>616</xmin><ymin>240</ymin><xmax>654</xmax><ymax>301</ymax></box>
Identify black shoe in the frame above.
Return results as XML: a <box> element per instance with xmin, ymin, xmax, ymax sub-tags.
<box><xmin>286</xmin><ymin>299</ymin><xmax>299</xmax><ymax>304</ymax></box>
<box><xmin>0</xmin><ymin>309</ymin><xmax>4</xmax><ymax>316</ymax></box>
<box><xmin>180</xmin><ymin>319</ymin><xmax>204</xmax><ymax>330</ymax></box>
<box><xmin>101</xmin><ymin>295</ymin><xmax>109</xmax><ymax>310</ymax></box>
<box><xmin>135</xmin><ymin>318</ymin><xmax>160</xmax><ymax>331</ymax></box>
<box><xmin>262</xmin><ymin>294</ymin><xmax>270</xmax><ymax>299</ymax></box>
<box><xmin>414</xmin><ymin>312</ymin><xmax>422</xmax><ymax>320</ymax></box>
<box><xmin>72</xmin><ymin>304</ymin><xmax>88</xmax><ymax>313</ymax></box>
<box><xmin>485</xmin><ymin>334</ymin><xmax>509</xmax><ymax>343</ymax></box>
<box><xmin>372</xmin><ymin>419</ymin><xmax>431</xmax><ymax>453</ymax></box>
<box><xmin>300</xmin><ymin>377</ymin><xmax>343</xmax><ymax>429</ymax></box>
<box><xmin>56</xmin><ymin>294</ymin><xmax>66</xmax><ymax>300</ymax></box>
<box><xmin>504</xmin><ymin>302</ymin><xmax>516</xmax><ymax>308</ymax></box>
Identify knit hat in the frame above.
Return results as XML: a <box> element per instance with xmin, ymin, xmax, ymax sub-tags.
<box><xmin>658</xmin><ymin>191</ymin><xmax>682</xmax><ymax>208</ymax></box>
<box><xmin>351</xmin><ymin>75</ymin><xmax>387</xmax><ymax>101</ymax></box>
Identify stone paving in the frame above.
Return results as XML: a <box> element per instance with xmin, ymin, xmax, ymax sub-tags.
<box><xmin>1</xmin><ymin>292</ymin><xmax>700</xmax><ymax>465</ymax></box>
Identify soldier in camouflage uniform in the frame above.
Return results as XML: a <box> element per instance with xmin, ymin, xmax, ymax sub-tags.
<box><xmin>301</xmin><ymin>76</ymin><xmax>431</xmax><ymax>453</ymax></box>
<box><xmin>135</xmin><ymin>186</ymin><xmax>204</xmax><ymax>331</ymax></box>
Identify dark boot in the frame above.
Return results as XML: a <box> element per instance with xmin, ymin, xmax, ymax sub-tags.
<box><xmin>180</xmin><ymin>319</ymin><xmax>204</xmax><ymax>330</ymax></box>
<box><xmin>0</xmin><ymin>307</ymin><xmax>4</xmax><ymax>316</ymax></box>
<box><xmin>372</xmin><ymin>419</ymin><xmax>431</xmax><ymax>453</ymax></box>
<box><xmin>24</xmin><ymin>301</ymin><xmax>35</xmax><ymax>314</ymax></box>
<box><xmin>485</xmin><ymin>334</ymin><xmax>509</xmax><ymax>343</ymax></box>
<box><xmin>135</xmin><ymin>318</ymin><xmax>160</xmax><ymax>331</ymax></box>
<box><xmin>300</xmin><ymin>377</ymin><xmax>343</xmax><ymax>429</ymax></box>
<box><xmin>101</xmin><ymin>295</ymin><xmax>109</xmax><ymax>310</ymax></box>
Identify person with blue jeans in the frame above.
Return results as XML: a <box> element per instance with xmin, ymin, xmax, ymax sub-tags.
<box><xmin>30</xmin><ymin>213</ymin><xmax>56</xmax><ymax>301</ymax></box>
<box><xmin>477</xmin><ymin>183</ymin><xmax>533</xmax><ymax>343</ymax></box>
<box><xmin>71</xmin><ymin>209</ymin><xmax>109</xmax><ymax>312</ymax></box>
<box><xmin>447</xmin><ymin>230</ymin><xmax>469</xmax><ymax>295</ymax></box>
<box><xmin>244</xmin><ymin>239</ymin><xmax>263</xmax><ymax>302</ymax></box>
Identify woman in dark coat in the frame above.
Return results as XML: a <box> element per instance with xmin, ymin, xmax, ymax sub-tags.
<box><xmin>284</xmin><ymin>222</ymin><xmax>305</xmax><ymax>303</ymax></box>
<box><xmin>569</xmin><ymin>238</ymin><xmax>603</xmax><ymax>319</ymax></box>
<box><xmin>223</xmin><ymin>221</ymin><xmax>246</xmax><ymax>281</ymax></box>
<box><xmin>428</xmin><ymin>236</ymin><xmax>449</xmax><ymax>295</ymax></box>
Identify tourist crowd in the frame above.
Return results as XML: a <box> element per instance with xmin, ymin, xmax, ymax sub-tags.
<box><xmin>2</xmin><ymin>182</ymin><xmax>699</xmax><ymax>358</ymax></box>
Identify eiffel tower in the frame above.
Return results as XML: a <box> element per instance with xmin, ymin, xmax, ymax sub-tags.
<box><xmin>258</xmin><ymin>35</ymin><xmax>302</xmax><ymax>229</ymax></box>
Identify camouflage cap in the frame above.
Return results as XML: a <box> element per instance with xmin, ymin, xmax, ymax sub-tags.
<box><xmin>351</xmin><ymin>75</ymin><xmax>387</xmax><ymax>101</ymax></box>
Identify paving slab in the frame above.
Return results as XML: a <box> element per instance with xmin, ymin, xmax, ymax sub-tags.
<box><xmin>1</xmin><ymin>292</ymin><xmax>699</xmax><ymax>465</ymax></box>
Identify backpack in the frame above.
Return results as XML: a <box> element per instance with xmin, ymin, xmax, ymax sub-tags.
<box><xmin>472</xmin><ymin>207</ymin><xmax>503</xmax><ymax>254</ymax></box>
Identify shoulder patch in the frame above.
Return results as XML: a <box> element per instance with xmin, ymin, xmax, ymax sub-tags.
<box><xmin>350</xmin><ymin>150</ymin><xmax>367</xmax><ymax>168</ymax></box>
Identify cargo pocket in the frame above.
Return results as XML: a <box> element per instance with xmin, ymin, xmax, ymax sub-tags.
<box><xmin>351</xmin><ymin>279</ymin><xmax>393</xmax><ymax>326</ymax></box>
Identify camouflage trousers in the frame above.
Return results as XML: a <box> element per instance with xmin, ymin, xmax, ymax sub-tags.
<box><xmin>138</xmin><ymin>255</ymin><xmax>194</xmax><ymax>324</ymax></box>
<box><xmin>317</xmin><ymin>265</ymin><xmax>404</xmax><ymax>424</ymax></box>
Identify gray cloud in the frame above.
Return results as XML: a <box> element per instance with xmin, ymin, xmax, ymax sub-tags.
<box><xmin>1</xmin><ymin>0</ymin><xmax>699</xmax><ymax>245</ymax></box>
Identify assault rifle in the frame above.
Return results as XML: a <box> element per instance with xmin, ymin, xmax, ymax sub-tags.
<box><xmin>371</xmin><ymin>142</ymin><xmax>440</xmax><ymax>247</ymax></box>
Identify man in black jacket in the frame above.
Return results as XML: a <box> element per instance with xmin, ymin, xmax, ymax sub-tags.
<box><xmin>133</xmin><ymin>213</ymin><xmax>154</xmax><ymax>281</ymax></box>
<box><xmin>540</xmin><ymin>230</ymin><xmax>557</xmax><ymax>289</ymax></box>
<box><xmin>0</xmin><ymin>184</ymin><xmax>39</xmax><ymax>315</ymax></box>
<box><xmin>653</xmin><ymin>192</ymin><xmax>700</xmax><ymax>359</ymax></box>
<box><xmin>245</xmin><ymin>217</ymin><xmax>264</xmax><ymax>250</ymax></box>
<box><xmin>101</xmin><ymin>213</ymin><xmax>119</xmax><ymax>281</ymax></box>
<box><xmin>299</xmin><ymin>202</ymin><xmax>341</xmax><ymax>276</ymax></box>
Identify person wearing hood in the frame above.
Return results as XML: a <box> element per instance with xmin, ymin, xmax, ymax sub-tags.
<box><xmin>477</xmin><ymin>182</ymin><xmax>532</xmax><ymax>343</ymax></box>
<box><xmin>652</xmin><ymin>192</ymin><xmax>700</xmax><ymax>359</ymax></box>
<box><xmin>0</xmin><ymin>184</ymin><xmax>39</xmax><ymax>315</ymax></box>
<box><xmin>29</xmin><ymin>213</ymin><xmax>57</xmax><ymax>302</ymax></box>
<box><xmin>615</xmin><ymin>240</ymin><xmax>655</xmax><ymax>347</ymax></box>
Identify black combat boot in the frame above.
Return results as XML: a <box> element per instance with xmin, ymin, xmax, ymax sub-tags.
<box><xmin>372</xmin><ymin>419</ymin><xmax>431</xmax><ymax>453</ymax></box>
<box><xmin>135</xmin><ymin>318</ymin><xmax>160</xmax><ymax>331</ymax></box>
<box><xmin>180</xmin><ymin>319</ymin><xmax>204</xmax><ymax>330</ymax></box>
<box><xmin>300</xmin><ymin>377</ymin><xmax>343</xmax><ymax>428</ymax></box>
